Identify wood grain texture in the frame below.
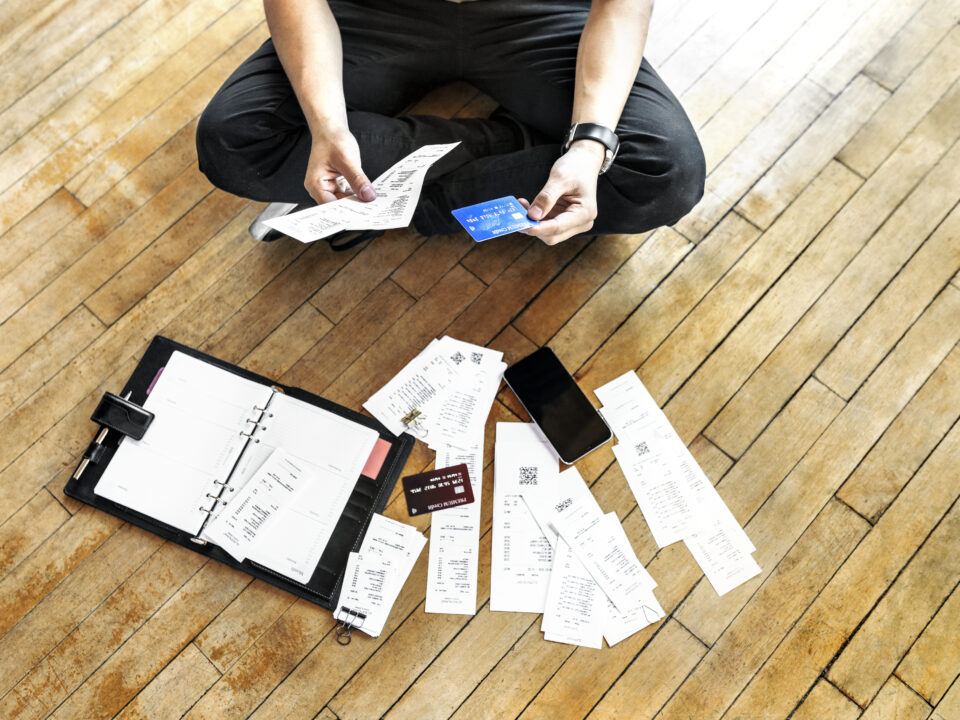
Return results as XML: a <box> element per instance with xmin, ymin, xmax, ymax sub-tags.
<box><xmin>2</xmin><ymin>1</ymin><xmax>959</xmax><ymax>718</ymax></box>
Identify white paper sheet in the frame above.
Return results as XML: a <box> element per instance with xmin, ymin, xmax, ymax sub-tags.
<box><xmin>264</xmin><ymin>143</ymin><xmax>460</xmax><ymax>242</ymax></box>
<box><xmin>334</xmin><ymin>514</ymin><xmax>426</xmax><ymax>637</ymax></box>
<box><xmin>95</xmin><ymin>351</ymin><xmax>273</xmax><ymax>534</ymax></box>
<box><xmin>603</xmin><ymin>590</ymin><xmax>666</xmax><ymax>647</ymax></box>
<box><xmin>425</xmin><ymin>440</ymin><xmax>483</xmax><ymax>615</ymax></box>
<box><xmin>200</xmin><ymin>448</ymin><xmax>304</xmax><ymax>562</ymax></box>
<box><xmin>364</xmin><ymin>336</ymin><xmax>504</xmax><ymax>450</ymax></box>
<box><xmin>598</xmin><ymin>371</ymin><xmax>760</xmax><ymax>595</ymax></box>
<box><xmin>553</xmin><ymin>510</ymin><xmax>657</xmax><ymax>615</ymax></box>
<box><xmin>490</xmin><ymin>423</ymin><xmax>559</xmax><ymax>613</ymax></box>
<box><xmin>520</xmin><ymin>466</ymin><xmax>603</xmax><ymax>547</ymax></box>
<box><xmin>541</xmin><ymin>538</ymin><xmax>606</xmax><ymax>649</ymax></box>
<box><xmin>684</xmin><ymin>522</ymin><xmax>762</xmax><ymax>596</ymax></box>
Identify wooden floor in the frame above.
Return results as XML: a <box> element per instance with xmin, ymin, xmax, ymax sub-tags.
<box><xmin>1</xmin><ymin>0</ymin><xmax>959</xmax><ymax>718</ymax></box>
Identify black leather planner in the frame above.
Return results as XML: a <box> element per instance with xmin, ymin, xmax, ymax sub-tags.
<box><xmin>65</xmin><ymin>335</ymin><xmax>414</xmax><ymax>611</ymax></box>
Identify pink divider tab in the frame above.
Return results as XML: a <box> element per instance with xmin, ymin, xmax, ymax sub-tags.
<box><xmin>361</xmin><ymin>438</ymin><xmax>393</xmax><ymax>479</ymax></box>
<box><xmin>146</xmin><ymin>366</ymin><xmax>164</xmax><ymax>395</ymax></box>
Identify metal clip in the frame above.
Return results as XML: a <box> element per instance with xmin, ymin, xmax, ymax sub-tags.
<box><xmin>334</xmin><ymin>607</ymin><xmax>367</xmax><ymax>645</ymax></box>
<box><xmin>400</xmin><ymin>408</ymin><xmax>428</xmax><ymax>439</ymax></box>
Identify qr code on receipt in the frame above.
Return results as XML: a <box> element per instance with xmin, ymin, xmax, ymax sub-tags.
<box><xmin>518</xmin><ymin>466</ymin><xmax>538</xmax><ymax>485</ymax></box>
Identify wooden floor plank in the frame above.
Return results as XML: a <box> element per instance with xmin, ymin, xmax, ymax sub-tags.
<box><xmin>675</xmin><ymin>378</ymin><xmax>845</xmax><ymax>643</ymax></box>
<box><xmin>3</xmin><ymin>542</ymin><xmax>208</xmax><ymax>720</ymax></box>
<box><xmin>0</xmin><ymin>120</ymin><xmax>199</xmax><ymax>328</ymax></box>
<box><xmin>736</xmin><ymin>74</ymin><xmax>888</xmax><ymax>229</ymax></box>
<box><xmin>672</xmin><ymin>285</ymin><xmax>960</xmax><ymax>664</ymax></box>
<box><xmin>860</xmin><ymin>676</ymin><xmax>933</xmax><ymax>720</ymax></box>
<box><xmin>0</xmin><ymin>490</ymin><xmax>70</xmax><ymax>581</ymax></box>
<box><xmin>705</xmin><ymin>87</ymin><xmax>960</xmax><ymax>456</ymax></box>
<box><xmin>809</xmin><ymin>0</ymin><xmax>930</xmax><ymax>94</ymax></box>
<box><xmin>513</xmin><ymin>233</ymin><xmax>649</xmax><ymax>347</ymax></box>
<box><xmin>586</xmin><ymin>619</ymin><xmax>707</xmax><ymax>720</ymax></box>
<box><xmin>0</xmin><ymin>0</ymin><xmax>192</xmax><ymax>155</ymax></box>
<box><xmin>115</xmin><ymin>643</ymin><xmax>222</xmax><ymax>720</ymax></box>
<box><xmin>929</xmin><ymin>679</ymin><xmax>960</xmax><ymax>720</ymax></box>
<box><xmin>48</xmin><ymin>563</ymin><xmax>248</xmax><ymax>720</ymax></box>
<box><xmin>0</xmin><ymin>0</ymin><xmax>261</xmax><ymax>231</ymax></box>
<box><xmin>815</xmin><ymin>201</ymin><xmax>960</xmax><ymax>398</ymax></box>
<box><xmin>837</xmin><ymin>346</ymin><xmax>960</xmax><ymax>522</ymax></box>
<box><xmin>65</xmin><ymin>23</ymin><xmax>268</xmax><ymax>207</ymax></box>
<box><xmin>657</xmin><ymin>0</ymin><xmax>778</xmax><ymax>99</ymax></box>
<box><xmin>675</xmin><ymin>78</ymin><xmax>832</xmax><ymax>243</ymax></box>
<box><xmin>0</xmin><ymin>0</ymin><xmax>144</xmax><ymax>115</ymax></box>
<box><xmin>0</xmin><ymin>0</ymin><xmax>236</xmax><ymax>181</ymax></box>
<box><xmin>827</xmin><ymin>501</ymin><xmax>960</xmax><ymax>706</ymax></box>
<box><xmin>896</xmin><ymin>585</ymin><xmax>960</xmax><ymax>705</ymax></box>
<box><xmin>723</xmin><ymin>414</ymin><xmax>960</xmax><ymax>719</ymax></box>
<box><xmin>0</xmin><ymin>188</ymin><xmax>84</xmax><ymax>276</ymax></box>
<box><xmin>645</xmin><ymin>161</ymin><xmax>858</xmax><ymax>420</ymax></box>
<box><xmin>838</xmin><ymin>24</ymin><xmax>960</xmax><ymax>178</ymax></box>
<box><xmin>547</xmin><ymin>228</ymin><xmax>691</xmax><ymax>374</ymax></box>
<box><xmin>656</xmin><ymin>499</ymin><xmax>869</xmax><ymax>719</ymax></box>
<box><xmin>864</xmin><ymin>0</ymin><xmax>960</xmax><ymax>90</ymax></box>
<box><xmin>792</xmin><ymin>679</ymin><xmax>863</xmax><ymax>720</ymax></box>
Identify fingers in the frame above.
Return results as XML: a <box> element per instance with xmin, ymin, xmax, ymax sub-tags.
<box><xmin>340</xmin><ymin>162</ymin><xmax>376</xmax><ymax>202</ymax></box>
<box><xmin>527</xmin><ymin>181</ymin><xmax>562</xmax><ymax>221</ymax></box>
<box><xmin>522</xmin><ymin>202</ymin><xmax>594</xmax><ymax>245</ymax></box>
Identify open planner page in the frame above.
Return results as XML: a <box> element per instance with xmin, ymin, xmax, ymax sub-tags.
<box><xmin>94</xmin><ymin>352</ymin><xmax>273</xmax><ymax>535</ymax></box>
<box><xmin>212</xmin><ymin>393</ymin><xmax>380</xmax><ymax>581</ymax></box>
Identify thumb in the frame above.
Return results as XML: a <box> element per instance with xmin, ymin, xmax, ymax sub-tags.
<box><xmin>528</xmin><ymin>181</ymin><xmax>561</xmax><ymax>221</ymax></box>
<box><xmin>341</xmin><ymin>161</ymin><xmax>376</xmax><ymax>202</ymax></box>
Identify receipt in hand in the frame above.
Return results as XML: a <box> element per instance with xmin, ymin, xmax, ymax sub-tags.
<box><xmin>264</xmin><ymin>142</ymin><xmax>461</xmax><ymax>242</ymax></box>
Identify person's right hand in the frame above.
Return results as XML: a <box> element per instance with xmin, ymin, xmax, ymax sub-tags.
<box><xmin>305</xmin><ymin>125</ymin><xmax>377</xmax><ymax>204</ymax></box>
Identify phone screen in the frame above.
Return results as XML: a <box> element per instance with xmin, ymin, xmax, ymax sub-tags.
<box><xmin>503</xmin><ymin>348</ymin><xmax>612</xmax><ymax>464</ymax></box>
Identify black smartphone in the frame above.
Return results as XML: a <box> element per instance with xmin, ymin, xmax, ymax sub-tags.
<box><xmin>503</xmin><ymin>347</ymin><xmax>612</xmax><ymax>464</ymax></box>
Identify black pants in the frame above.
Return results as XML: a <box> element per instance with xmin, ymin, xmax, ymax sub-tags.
<box><xmin>196</xmin><ymin>0</ymin><xmax>705</xmax><ymax>237</ymax></box>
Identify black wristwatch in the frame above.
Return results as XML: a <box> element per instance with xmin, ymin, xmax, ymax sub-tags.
<box><xmin>562</xmin><ymin>122</ymin><xmax>620</xmax><ymax>174</ymax></box>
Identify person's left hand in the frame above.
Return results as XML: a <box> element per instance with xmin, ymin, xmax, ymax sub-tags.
<box><xmin>519</xmin><ymin>141</ymin><xmax>605</xmax><ymax>245</ymax></box>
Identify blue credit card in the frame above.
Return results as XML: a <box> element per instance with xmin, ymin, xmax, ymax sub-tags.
<box><xmin>451</xmin><ymin>196</ymin><xmax>538</xmax><ymax>242</ymax></box>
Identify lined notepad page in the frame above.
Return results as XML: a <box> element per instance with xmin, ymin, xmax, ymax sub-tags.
<box><xmin>95</xmin><ymin>352</ymin><xmax>273</xmax><ymax>534</ymax></box>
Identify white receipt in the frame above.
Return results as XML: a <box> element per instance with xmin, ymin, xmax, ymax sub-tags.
<box><xmin>521</xmin><ymin>466</ymin><xmax>603</xmax><ymax>547</ymax></box>
<box><xmin>684</xmin><ymin>521</ymin><xmax>761</xmax><ymax>596</ymax></box>
<box><xmin>265</xmin><ymin>143</ymin><xmax>460</xmax><ymax>242</ymax></box>
<box><xmin>200</xmin><ymin>448</ymin><xmax>303</xmax><ymax>562</ymax></box>
<box><xmin>598</xmin><ymin>371</ymin><xmax>760</xmax><ymax>595</ymax></box>
<box><xmin>603</xmin><ymin>590</ymin><xmax>665</xmax><ymax>647</ymax></box>
<box><xmin>364</xmin><ymin>336</ymin><xmax>504</xmax><ymax>450</ymax></box>
<box><xmin>553</xmin><ymin>510</ymin><xmax>657</xmax><ymax>614</ymax></box>
<box><xmin>334</xmin><ymin>514</ymin><xmax>426</xmax><ymax>637</ymax></box>
<box><xmin>425</xmin><ymin>440</ymin><xmax>484</xmax><ymax>615</ymax></box>
<box><xmin>541</xmin><ymin>538</ymin><xmax>606</xmax><ymax>649</ymax></box>
<box><xmin>490</xmin><ymin>423</ymin><xmax>559</xmax><ymax>613</ymax></box>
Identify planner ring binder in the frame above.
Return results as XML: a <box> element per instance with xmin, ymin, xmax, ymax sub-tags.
<box><xmin>65</xmin><ymin>336</ymin><xmax>415</xmax><ymax>612</ymax></box>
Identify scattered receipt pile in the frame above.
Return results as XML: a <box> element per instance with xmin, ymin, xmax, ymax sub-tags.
<box><xmin>364</xmin><ymin>336</ymin><xmax>506</xmax><ymax>616</ymax></box>
<box><xmin>492</xmin><ymin>423</ymin><xmax>665</xmax><ymax>649</ymax></box>
<box><xmin>598</xmin><ymin>371</ymin><xmax>761</xmax><ymax>596</ymax></box>
<box><xmin>264</xmin><ymin>143</ymin><xmax>460</xmax><ymax>243</ymax></box>
<box><xmin>334</xmin><ymin>513</ymin><xmax>426</xmax><ymax>638</ymax></box>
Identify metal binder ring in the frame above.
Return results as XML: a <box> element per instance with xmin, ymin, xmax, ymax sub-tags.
<box><xmin>240</xmin><ymin>430</ymin><xmax>255</xmax><ymax>438</ymax></box>
<box><xmin>253</xmin><ymin>405</ymin><xmax>266</xmax><ymax>412</ymax></box>
<box><xmin>336</xmin><ymin>624</ymin><xmax>352</xmax><ymax>645</ymax></box>
<box><xmin>198</xmin><ymin>506</ymin><xmax>214</xmax><ymax>514</ymax></box>
<box><xmin>205</xmin><ymin>493</ymin><xmax>218</xmax><ymax>500</ymax></box>
<box><xmin>213</xmin><ymin>479</ymin><xmax>228</xmax><ymax>486</ymax></box>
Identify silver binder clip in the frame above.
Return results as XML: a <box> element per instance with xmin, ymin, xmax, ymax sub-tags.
<box><xmin>400</xmin><ymin>409</ymin><xmax>428</xmax><ymax>439</ymax></box>
<box><xmin>335</xmin><ymin>607</ymin><xmax>367</xmax><ymax>645</ymax></box>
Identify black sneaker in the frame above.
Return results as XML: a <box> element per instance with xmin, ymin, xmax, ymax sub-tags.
<box><xmin>326</xmin><ymin>229</ymin><xmax>384</xmax><ymax>251</ymax></box>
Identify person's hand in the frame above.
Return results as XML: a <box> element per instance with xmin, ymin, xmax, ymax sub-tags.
<box><xmin>305</xmin><ymin>124</ymin><xmax>377</xmax><ymax>204</ymax></box>
<box><xmin>519</xmin><ymin>141</ymin><xmax>605</xmax><ymax>245</ymax></box>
